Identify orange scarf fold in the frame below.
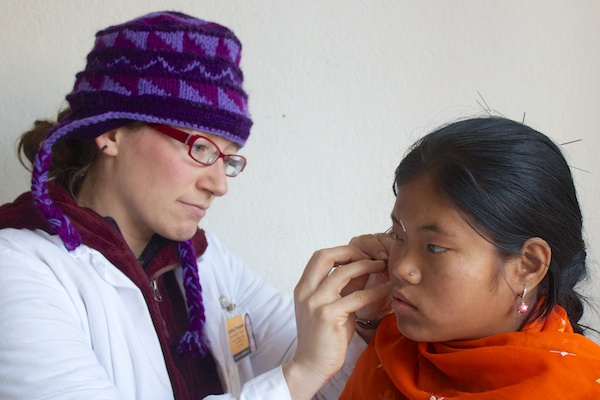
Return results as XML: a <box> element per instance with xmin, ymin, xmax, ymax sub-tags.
<box><xmin>341</xmin><ymin>307</ymin><xmax>600</xmax><ymax>399</ymax></box>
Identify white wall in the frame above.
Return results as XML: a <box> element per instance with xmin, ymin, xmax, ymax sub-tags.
<box><xmin>1</xmin><ymin>0</ymin><xmax>599</xmax><ymax>335</ymax></box>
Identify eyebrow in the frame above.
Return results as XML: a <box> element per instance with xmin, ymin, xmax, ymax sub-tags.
<box><xmin>228</xmin><ymin>145</ymin><xmax>241</xmax><ymax>154</ymax></box>
<box><xmin>390</xmin><ymin>213</ymin><xmax>455</xmax><ymax>237</ymax></box>
<box><xmin>390</xmin><ymin>213</ymin><xmax>407</xmax><ymax>232</ymax></box>
<box><xmin>421</xmin><ymin>223</ymin><xmax>456</xmax><ymax>237</ymax></box>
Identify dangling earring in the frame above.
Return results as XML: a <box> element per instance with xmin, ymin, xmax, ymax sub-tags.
<box><xmin>517</xmin><ymin>285</ymin><xmax>528</xmax><ymax>314</ymax></box>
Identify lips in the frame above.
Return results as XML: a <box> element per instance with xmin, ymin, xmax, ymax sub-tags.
<box><xmin>181</xmin><ymin>201</ymin><xmax>208</xmax><ymax>218</ymax></box>
<box><xmin>391</xmin><ymin>293</ymin><xmax>418</xmax><ymax>313</ymax></box>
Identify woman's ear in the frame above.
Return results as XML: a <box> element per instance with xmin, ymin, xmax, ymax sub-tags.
<box><xmin>510</xmin><ymin>237</ymin><xmax>551</xmax><ymax>289</ymax></box>
<box><xmin>95</xmin><ymin>129</ymin><xmax>119</xmax><ymax>156</ymax></box>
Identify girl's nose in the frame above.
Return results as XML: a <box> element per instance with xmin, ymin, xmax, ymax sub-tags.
<box><xmin>389</xmin><ymin>250</ymin><xmax>421</xmax><ymax>283</ymax></box>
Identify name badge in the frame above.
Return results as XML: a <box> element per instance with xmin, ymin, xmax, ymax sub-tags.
<box><xmin>220</xmin><ymin>296</ymin><xmax>257</xmax><ymax>362</ymax></box>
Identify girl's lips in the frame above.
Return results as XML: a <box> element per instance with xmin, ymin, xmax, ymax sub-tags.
<box><xmin>391</xmin><ymin>295</ymin><xmax>417</xmax><ymax>313</ymax></box>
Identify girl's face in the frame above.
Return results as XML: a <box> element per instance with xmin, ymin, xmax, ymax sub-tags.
<box><xmin>388</xmin><ymin>175</ymin><xmax>523</xmax><ymax>342</ymax></box>
<box><xmin>85</xmin><ymin>125</ymin><xmax>238</xmax><ymax>254</ymax></box>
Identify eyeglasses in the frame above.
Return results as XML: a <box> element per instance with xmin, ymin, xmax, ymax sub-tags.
<box><xmin>147</xmin><ymin>123</ymin><xmax>247</xmax><ymax>177</ymax></box>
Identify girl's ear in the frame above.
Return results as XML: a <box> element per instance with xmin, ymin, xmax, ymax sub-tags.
<box><xmin>94</xmin><ymin>129</ymin><xmax>119</xmax><ymax>156</ymax></box>
<box><xmin>508</xmin><ymin>237</ymin><xmax>551</xmax><ymax>290</ymax></box>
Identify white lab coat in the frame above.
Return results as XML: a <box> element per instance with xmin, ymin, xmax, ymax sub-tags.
<box><xmin>0</xmin><ymin>228</ymin><xmax>365</xmax><ymax>399</ymax></box>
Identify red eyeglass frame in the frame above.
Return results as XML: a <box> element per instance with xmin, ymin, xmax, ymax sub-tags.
<box><xmin>147</xmin><ymin>123</ymin><xmax>246</xmax><ymax>176</ymax></box>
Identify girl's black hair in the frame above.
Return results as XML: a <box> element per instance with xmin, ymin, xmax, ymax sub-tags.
<box><xmin>394</xmin><ymin>116</ymin><xmax>589</xmax><ymax>333</ymax></box>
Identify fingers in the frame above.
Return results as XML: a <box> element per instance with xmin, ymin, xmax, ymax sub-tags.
<box><xmin>331</xmin><ymin>280</ymin><xmax>391</xmax><ymax>318</ymax></box>
<box><xmin>289</xmin><ymin>246</ymin><xmax>392</xmax><ymax>391</ymax></box>
<box><xmin>349</xmin><ymin>231</ymin><xmax>393</xmax><ymax>261</ymax></box>
<box><xmin>299</xmin><ymin>258</ymin><xmax>386</xmax><ymax>304</ymax></box>
<box><xmin>296</xmin><ymin>246</ymin><xmax>385</xmax><ymax>296</ymax></box>
<box><xmin>296</xmin><ymin>245</ymin><xmax>371</xmax><ymax>291</ymax></box>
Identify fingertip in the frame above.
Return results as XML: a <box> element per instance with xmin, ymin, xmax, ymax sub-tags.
<box><xmin>375</xmin><ymin>258</ymin><xmax>388</xmax><ymax>270</ymax></box>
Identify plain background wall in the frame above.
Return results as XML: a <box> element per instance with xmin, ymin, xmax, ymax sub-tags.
<box><xmin>1</xmin><ymin>0</ymin><xmax>599</xmax><ymax>338</ymax></box>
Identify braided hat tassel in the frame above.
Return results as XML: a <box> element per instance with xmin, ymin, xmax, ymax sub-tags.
<box><xmin>177</xmin><ymin>239</ymin><xmax>209</xmax><ymax>356</ymax></box>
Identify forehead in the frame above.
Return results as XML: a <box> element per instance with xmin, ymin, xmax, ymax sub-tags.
<box><xmin>392</xmin><ymin>176</ymin><xmax>467</xmax><ymax>236</ymax></box>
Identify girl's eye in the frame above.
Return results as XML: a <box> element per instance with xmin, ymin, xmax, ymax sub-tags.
<box><xmin>427</xmin><ymin>244</ymin><xmax>446</xmax><ymax>254</ymax></box>
<box><xmin>389</xmin><ymin>230</ymin><xmax>403</xmax><ymax>241</ymax></box>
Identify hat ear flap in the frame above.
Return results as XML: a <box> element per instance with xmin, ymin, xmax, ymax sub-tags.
<box><xmin>31</xmin><ymin>122</ymin><xmax>82</xmax><ymax>251</ymax></box>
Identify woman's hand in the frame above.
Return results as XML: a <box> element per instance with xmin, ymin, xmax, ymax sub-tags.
<box><xmin>283</xmin><ymin>245</ymin><xmax>388</xmax><ymax>399</ymax></box>
<box><xmin>345</xmin><ymin>232</ymin><xmax>394</xmax><ymax>323</ymax></box>
<box><xmin>349</xmin><ymin>231</ymin><xmax>393</xmax><ymax>262</ymax></box>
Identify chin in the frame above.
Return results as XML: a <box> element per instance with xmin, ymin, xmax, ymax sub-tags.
<box><xmin>163</xmin><ymin>226</ymin><xmax>199</xmax><ymax>242</ymax></box>
<box><xmin>396</xmin><ymin>319</ymin><xmax>436</xmax><ymax>342</ymax></box>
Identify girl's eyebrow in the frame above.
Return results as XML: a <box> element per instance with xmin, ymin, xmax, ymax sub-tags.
<box><xmin>391</xmin><ymin>212</ymin><xmax>456</xmax><ymax>237</ymax></box>
<box><xmin>421</xmin><ymin>223</ymin><xmax>456</xmax><ymax>237</ymax></box>
<box><xmin>390</xmin><ymin>213</ymin><xmax>407</xmax><ymax>232</ymax></box>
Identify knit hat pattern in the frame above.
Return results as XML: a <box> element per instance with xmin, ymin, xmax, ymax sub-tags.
<box><xmin>69</xmin><ymin>10</ymin><xmax>251</xmax><ymax>145</ymax></box>
<box><xmin>31</xmin><ymin>11</ymin><xmax>252</xmax><ymax>357</ymax></box>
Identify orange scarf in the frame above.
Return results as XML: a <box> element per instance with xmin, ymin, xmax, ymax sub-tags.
<box><xmin>341</xmin><ymin>307</ymin><xmax>600</xmax><ymax>399</ymax></box>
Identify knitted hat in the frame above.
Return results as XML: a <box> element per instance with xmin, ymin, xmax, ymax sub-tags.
<box><xmin>32</xmin><ymin>11</ymin><xmax>252</xmax><ymax>357</ymax></box>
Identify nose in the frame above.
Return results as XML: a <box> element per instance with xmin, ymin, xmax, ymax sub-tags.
<box><xmin>198</xmin><ymin>159</ymin><xmax>229</xmax><ymax>197</ymax></box>
<box><xmin>389</xmin><ymin>248</ymin><xmax>421</xmax><ymax>284</ymax></box>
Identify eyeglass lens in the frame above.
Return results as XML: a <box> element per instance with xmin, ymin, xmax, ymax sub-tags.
<box><xmin>190</xmin><ymin>138</ymin><xmax>245</xmax><ymax>177</ymax></box>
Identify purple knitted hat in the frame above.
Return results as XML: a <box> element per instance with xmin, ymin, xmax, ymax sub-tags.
<box><xmin>32</xmin><ymin>11</ymin><xmax>252</xmax><ymax>357</ymax></box>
